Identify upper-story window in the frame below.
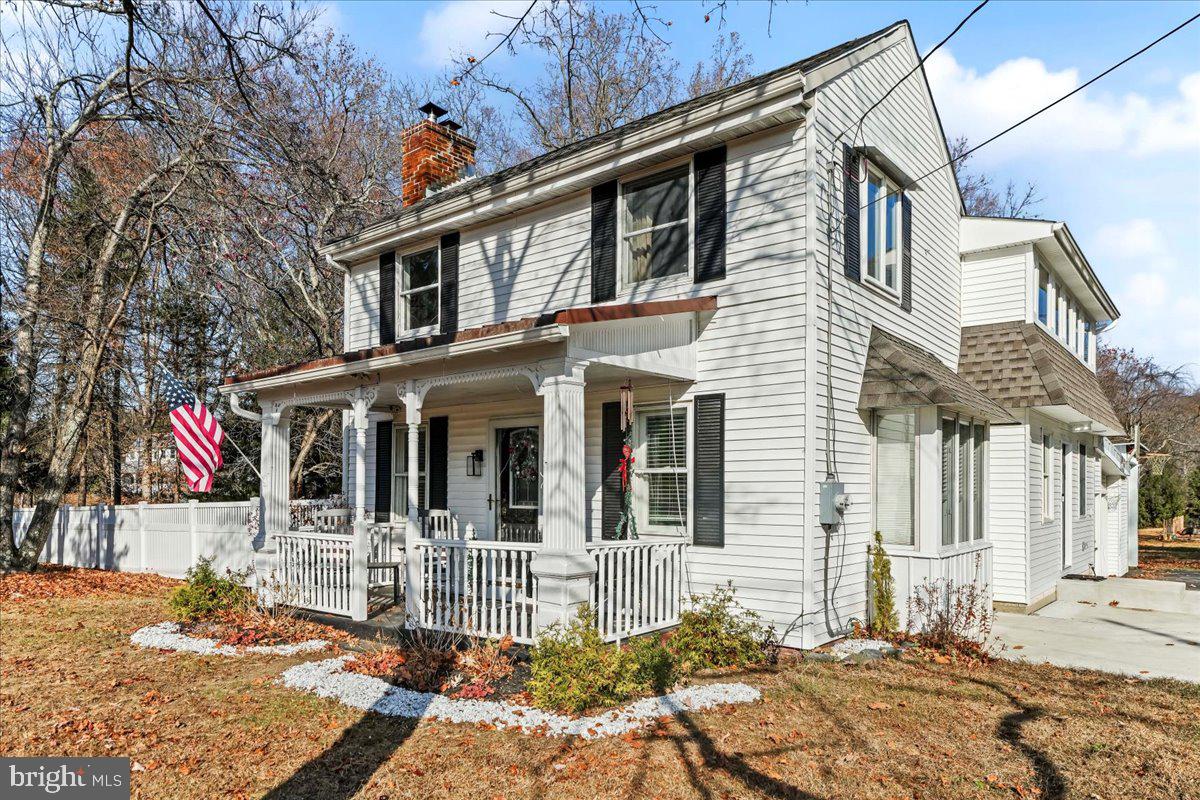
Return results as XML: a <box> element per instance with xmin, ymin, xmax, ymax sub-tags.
<box><xmin>398</xmin><ymin>247</ymin><xmax>439</xmax><ymax>334</ymax></box>
<box><xmin>1083</xmin><ymin>318</ymin><xmax>1091</xmax><ymax>361</ymax></box>
<box><xmin>1037</xmin><ymin>267</ymin><xmax>1049</xmax><ymax>325</ymax></box>
<box><xmin>860</xmin><ymin>160</ymin><xmax>903</xmax><ymax>294</ymax></box>
<box><xmin>622</xmin><ymin>166</ymin><xmax>690</xmax><ymax>285</ymax></box>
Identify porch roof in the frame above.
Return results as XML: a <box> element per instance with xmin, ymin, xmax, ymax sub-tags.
<box><xmin>859</xmin><ymin>327</ymin><xmax>1015</xmax><ymax>423</ymax></box>
<box><xmin>220</xmin><ymin>297</ymin><xmax>716</xmax><ymax>393</ymax></box>
<box><xmin>958</xmin><ymin>322</ymin><xmax>1125</xmax><ymax>436</ymax></box>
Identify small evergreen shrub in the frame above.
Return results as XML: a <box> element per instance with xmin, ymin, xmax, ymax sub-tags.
<box><xmin>528</xmin><ymin>605</ymin><xmax>676</xmax><ymax>713</ymax></box>
<box><xmin>667</xmin><ymin>583</ymin><xmax>776</xmax><ymax>672</ymax></box>
<box><xmin>169</xmin><ymin>558</ymin><xmax>249</xmax><ymax>622</ymax></box>
<box><xmin>868</xmin><ymin>531</ymin><xmax>899</xmax><ymax>639</ymax></box>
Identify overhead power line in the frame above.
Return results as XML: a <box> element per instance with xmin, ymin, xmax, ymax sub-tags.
<box><xmin>862</xmin><ymin>9</ymin><xmax>1200</xmax><ymax>213</ymax></box>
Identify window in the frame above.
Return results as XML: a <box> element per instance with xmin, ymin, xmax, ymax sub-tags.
<box><xmin>861</xmin><ymin>161</ymin><xmax>903</xmax><ymax>293</ymax></box>
<box><xmin>874</xmin><ymin>410</ymin><xmax>915</xmax><ymax>546</ymax></box>
<box><xmin>1053</xmin><ymin>285</ymin><xmax>1060</xmax><ymax>335</ymax></box>
<box><xmin>507</xmin><ymin>427</ymin><xmax>539</xmax><ymax>510</ymax></box>
<box><xmin>1078</xmin><ymin>443</ymin><xmax>1087</xmax><ymax>517</ymax></box>
<box><xmin>392</xmin><ymin>424</ymin><xmax>427</xmax><ymax>519</ymax></box>
<box><xmin>1037</xmin><ymin>267</ymin><xmax>1049</xmax><ymax>325</ymax></box>
<box><xmin>622</xmin><ymin>166</ymin><xmax>689</xmax><ymax>284</ymax></box>
<box><xmin>1041</xmin><ymin>432</ymin><xmax>1053</xmax><ymax>519</ymax></box>
<box><xmin>941</xmin><ymin>417</ymin><xmax>955</xmax><ymax>546</ymax></box>
<box><xmin>941</xmin><ymin>415</ymin><xmax>988</xmax><ymax>546</ymax></box>
<box><xmin>1068</xmin><ymin>302</ymin><xmax>1077</xmax><ymax>350</ymax></box>
<box><xmin>1082</xmin><ymin>317</ymin><xmax>1092</xmax><ymax>361</ymax></box>
<box><xmin>972</xmin><ymin>423</ymin><xmax>985</xmax><ymax>540</ymax></box>
<box><xmin>637</xmin><ymin>408</ymin><xmax>688</xmax><ymax>531</ymax></box>
<box><xmin>398</xmin><ymin>248</ymin><xmax>439</xmax><ymax>334</ymax></box>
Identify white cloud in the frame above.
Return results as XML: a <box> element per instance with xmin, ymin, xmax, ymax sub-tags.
<box><xmin>1092</xmin><ymin>218</ymin><xmax>1200</xmax><ymax>371</ymax></box>
<box><xmin>416</xmin><ymin>0</ymin><xmax>533</xmax><ymax>68</ymax></box>
<box><xmin>925</xmin><ymin>50</ymin><xmax>1200</xmax><ymax>160</ymax></box>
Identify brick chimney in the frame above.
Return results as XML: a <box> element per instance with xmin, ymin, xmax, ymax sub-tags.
<box><xmin>401</xmin><ymin>102</ymin><xmax>477</xmax><ymax>207</ymax></box>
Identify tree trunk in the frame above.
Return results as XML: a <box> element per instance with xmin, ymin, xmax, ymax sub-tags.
<box><xmin>289</xmin><ymin>409</ymin><xmax>335</xmax><ymax>497</ymax></box>
<box><xmin>109</xmin><ymin>367</ymin><xmax>122</xmax><ymax>506</ymax></box>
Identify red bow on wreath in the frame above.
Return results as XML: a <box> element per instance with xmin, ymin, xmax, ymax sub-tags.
<box><xmin>618</xmin><ymin>444</ymin><xmax>635</xmax><ymax>489</ymax></box>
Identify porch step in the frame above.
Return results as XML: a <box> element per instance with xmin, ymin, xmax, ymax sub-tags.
<box><xmin>1055</xmin><ymin>577</ymin><xmax>1200</xmax><ymax>615</ymax></box>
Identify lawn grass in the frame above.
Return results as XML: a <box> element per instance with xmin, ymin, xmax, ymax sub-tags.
<box><xmin>1135</xmin><ymin>530</ymin><xmax>1200</xmax><ymax>582</ymax></box>
<box><xmin>2</xmin><ymin>568</ymin><xmax>1199</xmax><ymax>799</ymax></box>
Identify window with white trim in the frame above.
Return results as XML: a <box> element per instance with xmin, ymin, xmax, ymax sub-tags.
<box><xmin>1041</xmin><ymin>432</ymin><xmax>1053</xmax><ymax>519</ymax></box>
<box><xmin>873</xmin><ymin>409</ymin><xmax>915</xmax><ymax>547</ymax></box>
<box><xmin>940</xmin><ymin>413</ymin><xmax>988</xmax><ymax>547</ymax></box>
<box><xmin>1036</xmin><ymin>266</ymin><xmax>1049</xmax><ymax>325</ymax></box>
<box><xmin>391</xmin><ymin>424</ymin><xmax>427</xmax><ymax>520</ymax></box>
<box><xmin>1078</xmin><ymin>443</ymin><xmax>1087</xmax><ymax>517</ymax></box>
<box><xmin>397</xmin><ymin>247</ymin><xmax>439</xmax><ymax>334</ymax></box>
<box><xmin>621</xmin><ymin>166</ymin><xmax>690</xmax><ymax>284</ymax></box>
<box><xmin>860</xmin><ymin>160</ymin><xmax>903</xmax><ymax>293</ymax></box>
<box><xmin>635</xmin><ymin>407</ymin><xmax>688</xmax><ymax>533</ymax></box>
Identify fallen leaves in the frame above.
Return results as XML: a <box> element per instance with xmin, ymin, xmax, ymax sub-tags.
<box><xmin>0</xmin><ymin>565</ymin><xmax>179</xmax><ymax>602</ymax></box>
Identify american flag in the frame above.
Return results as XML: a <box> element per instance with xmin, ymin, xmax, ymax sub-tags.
<box><xmin>161</xmin><ymin>369</ymin><xmax>225</xmax><ymax>493</ymax></box>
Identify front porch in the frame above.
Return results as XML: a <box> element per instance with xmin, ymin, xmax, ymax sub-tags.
<box><xmin>224</xmin><ymin>300</ymin><xmax>711</xmax><ymax>643</ymax></box>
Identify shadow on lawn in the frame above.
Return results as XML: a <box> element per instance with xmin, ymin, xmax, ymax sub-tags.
<box><xmin>262</xmin><ymin>713</ymin><xmax>418</xmax><ymax>800</ymax></box>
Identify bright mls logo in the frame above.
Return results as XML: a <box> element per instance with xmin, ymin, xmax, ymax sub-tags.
<box><xmin>2</xmin><ymin>758</ymin><xmax>129</xmax><ymax>798</ymax></box>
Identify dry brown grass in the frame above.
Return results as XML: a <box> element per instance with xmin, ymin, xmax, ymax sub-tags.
<box><xmin>1134</xmin><ymin>531</ymin><xmax>1200</xmax><ymax>581</ymax></box>
<box><xmin>2</xmin><ymin>569</ymin><xmax>1198</xmax><ymax>799</ymax></box>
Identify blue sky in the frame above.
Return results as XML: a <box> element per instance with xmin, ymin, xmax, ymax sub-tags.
<box><xmin>320</xmin><ymin>0</ymin><xmax>1200</xmax><ymax>373</ymax></box>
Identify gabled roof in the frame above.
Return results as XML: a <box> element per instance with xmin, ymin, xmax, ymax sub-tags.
<box><xmin>323</xmin><ymin>21</ymin><xmax>908</xmax><ymax>255</ymax></box>
<box><xmin>859</xmin><ymin>327</ymin><xmax>1015</xmax><ymax>423</ymax></box>
<box><xmin>958</xmin><ymin>322</ymin><xmax>1125</xmax><ymax>435</ymax></box>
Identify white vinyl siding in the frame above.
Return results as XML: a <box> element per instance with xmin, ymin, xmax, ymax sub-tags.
<box><xmin>986</xmin><ymin>422</ymin><xmax>1028</xmax><ymax>604</ymax></box>
<box><xmin>960</xmin><ymin>248</ymin><xmax>1027</xmax><ymax>326</ymax></box>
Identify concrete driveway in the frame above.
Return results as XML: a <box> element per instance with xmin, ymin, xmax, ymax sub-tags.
<box><xmin>993</xmin><ymin>599</ymin><xmax>1200</xmax><ymax>683</ymax></box>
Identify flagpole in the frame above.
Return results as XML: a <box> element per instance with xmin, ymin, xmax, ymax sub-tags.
<box><xmin>224</xmin><ymin>432</ymin><xmax>262</xmax><ymax>482</ymax></box>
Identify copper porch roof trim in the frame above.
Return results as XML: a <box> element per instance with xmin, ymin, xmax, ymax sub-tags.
<box><xmin>223</xmin><ymin>296</ymin><xmax>718</xmax><ymax>387</ymax></box>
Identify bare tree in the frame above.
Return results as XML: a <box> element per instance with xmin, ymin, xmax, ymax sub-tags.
<box><xmin>0</xmin><ymin>0</ymin><xmax>314</xmax><ymax>569</ymax></box>
<box><xmin>1097</xmin><ymin>345</ymin><xmax>1200</xmax><ymax>467</ymax></box>
<box><xmin>949</xmin><ymin>135</ymin><xmax>1042</xmax><ymax>218</ymax></box>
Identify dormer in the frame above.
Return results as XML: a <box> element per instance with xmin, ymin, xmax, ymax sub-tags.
<box><xmin>960</xmin><ymin>217</ymin><xmax>1119</xmax><ymax>371</ymax></box>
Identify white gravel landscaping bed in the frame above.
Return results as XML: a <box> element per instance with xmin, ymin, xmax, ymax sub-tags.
<box><xmin>280</xmin><ymin>655</ymin><xmax>761</xmax><ymax>739</ymax></box>
<box><xmin>130</xmin><ymin>622</ymin><xmax>329</xmax><ymax>657</ymax></box>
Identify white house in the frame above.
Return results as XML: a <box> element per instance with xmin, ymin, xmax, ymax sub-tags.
<box><xmin>958</xmin><ymin>217</ymin><xmax>1137</xmax><ymax>612</ymax></box>
<box><xmin>219</xmin><ymin>21</ymin><xmax>1135</xmax><ymax>647</ymax></box>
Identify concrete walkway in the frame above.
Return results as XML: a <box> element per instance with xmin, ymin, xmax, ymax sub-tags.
<box><xmin>993</xmin><ymin>600</ymin><xmax>1200</xmax><ymax>683</ymax></box>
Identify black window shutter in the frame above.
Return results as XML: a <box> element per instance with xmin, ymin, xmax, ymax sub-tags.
<box><xmin>900</xmin><ymin>193</ymin><xmax>913</xmax><ymax>312</ymax></box>
<box><xmin>373</xmin><ymin>420</ymin><xmax>393</xmax><ymax>522</ymax></box>
<box><xmin>439</xmin><ymin>233</ymin><xmax>459</xmax><ymax>336</ymax></box>
<box><xmin>591</xmin><ymin>181</ymin><xmax>618</xmax><ymax>303</ymax></box>
<box><xmin>429</xmin><ymin>416</ymin><xmax>449</xmax><ymax>511</ymax></box>
<box><xmin>694</xmin><ymin>145</ymin><xmax>727</xmax><ymax>283</ymax></box>
<box><xmin>842</xmin><ymin>143</ymin><xmax>861</xmax><ymax>282</ymax></box>
<box><xmin>379</xmin><ymin>251</ymin><xmax>396</xmax><ymax>345</ymax></box>
<box><xmin>693</xmin><ymin>393</ymin><xmax>725</xmax><ymax>547</ymax></box>
<box><xmin>601</xmin><ymin>401</ymin><xmax>623</xmax><ymax>540</ymax></box>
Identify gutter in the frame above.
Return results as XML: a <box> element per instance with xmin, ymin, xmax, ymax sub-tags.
<box><xmin>1052</xmin><ymin>223</ymin><xmax>1121</xmax><ymax>322</ymax></box>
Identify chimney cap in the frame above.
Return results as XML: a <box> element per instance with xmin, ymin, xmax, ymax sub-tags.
<box><xmin>418</xmin><ymin>101</ymin><xmax>448</xmax><ymax>121</ymax></box>
<box><xmin>440</xmin><ymin>119</ymin><xmax>463</xmax><ymax>133</ymax></box>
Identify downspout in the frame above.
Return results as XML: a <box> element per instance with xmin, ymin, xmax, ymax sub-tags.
<box><xmin>228</xmin><ymin>391</ymin><xmax>263</xmax><ymax>422</ymax></box>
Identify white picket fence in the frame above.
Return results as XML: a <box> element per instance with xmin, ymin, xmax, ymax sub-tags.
<box><xmin>13</xmin><ymin>500</ymin><xmax>258</xmax><ymax>579</ymax></box>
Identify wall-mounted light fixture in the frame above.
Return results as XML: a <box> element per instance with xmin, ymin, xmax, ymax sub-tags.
<box><xmin>467</xmin><ymin>449</ymin><xmax>484</xmax><ymax>477</ymax></box>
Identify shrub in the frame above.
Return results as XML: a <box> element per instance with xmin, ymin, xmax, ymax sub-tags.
<box><xmin>168</xmin><ymin>558</ymin><xmax>249</xmax><ymax>622</ymax></box>
<box><xmin>528</xmin><ymin>605</ymin><xmax>676</xmax><ymax>713</ymax></box>
<box><xmin>667</xmin><ymin>583</ymin><xmax>776</xmax><ymax>672</ymax></box>
<box><xmin>867</xmin><ymin>531</ymin><xmax>899</xmax><ymax>639</ymax></box>
<box><xmin>905</xmin><ymin>560</ymin><xmax>994</xmax><ymax>662</ymax></box>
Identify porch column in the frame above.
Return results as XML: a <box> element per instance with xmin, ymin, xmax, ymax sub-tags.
<box><xmin>531</xmin><ymin>359</ymin><xmax>596</xmax><ymax>630</ymax></box>
<box><xmin>349</xmin><ymin>390</ymin><xmax>372</xmax><ymax>621</ymax></box>
<box><xmin>403</xmin><ymin>381</ymin><xmax>423</xmax><ymax>622</ymax></box>
<box><xmin>259</xmin><ymin>407</ymin><xmax>291</xmax><ymax>548</ymax></box>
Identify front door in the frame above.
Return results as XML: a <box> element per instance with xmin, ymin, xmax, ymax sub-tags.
<box><xmin>495</xmin><ymin>425</ymin><xmax>540</xmax><ymax>542</ymax></box>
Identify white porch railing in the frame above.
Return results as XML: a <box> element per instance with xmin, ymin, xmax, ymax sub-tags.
<box><xmin>591</xmin><ymin>540</ymin><xmax>687</xmax><ymax>642</ymax></box>
<box><xmin>273</xmin><ymin>522</ymin><xmax>398</xmax><ymax>616</ymax></box>
<box><xmin>411</xmin><ymin>538</ymin><xmax>540</xmax><ymax>643</ymax></box>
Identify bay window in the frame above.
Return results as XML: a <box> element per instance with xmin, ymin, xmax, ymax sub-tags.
<box><xmin>398</xmin><ymin>248</ymin><xmax>439</xmax><ymax>334</ymax></box>
<box><xmin>940</xmin><ymin>414</ymin><xmax>988</xmax><ymax>547</ymax></box>
<box><xmin>636</xmin><ymin>407</ymin><xmax>688</xmax><ymax>533</ymax></box>
<box><xmin>874</xmin><ymin>410</ymin><xmax>916</xmax><ymax>546</ymax></box>
<box><xmin>1037</xmin><ymin>266</ymin><xmax>1049</xmax><ymax>325</ymax></box>
<box><xmin>861</xmin><ymin>161</ymin><xmax>903</xmax><ymax>293</ymax></box>
<box><xmin>622</xmin><ymin>166</ymin><xmax>690</xmax><ymax>284</ymax></box>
